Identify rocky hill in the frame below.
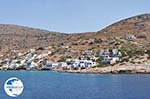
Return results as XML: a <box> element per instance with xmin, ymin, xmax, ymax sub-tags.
<box><xmin>0</xmin><ymin>24</ymin><xmax>70</xmax><ymax>53</ymax></box>
<box><xmin>48</xmin><ymin>13</ymin><xmax>150</xmax><ymax>62</ymax></box>
<box><xmin>69</xmin><ymin>13</ymin><xmax>150</xmax><ymax>50</ymax></box>
<box><xmin>97</xmin><ymin>13</ymin><xmax>150</xmax><ymax>47</ymax></box>
<box><xmin>0</xmin><ymin>14</ymin><xmax>150</xmax><ymax>61</ymax></box>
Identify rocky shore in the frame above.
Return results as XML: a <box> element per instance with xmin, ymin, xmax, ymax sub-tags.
<box><xmin>53</xmin><ymin>63</ymin><xmax>150</xmax><ymax>74</ymax></box>
<box><xmin>1</xmin><ymin>62</ymin><xmax>150</xmax><ymax>74</ymax></box>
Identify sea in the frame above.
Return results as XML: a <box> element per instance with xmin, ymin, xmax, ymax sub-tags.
<box><xmin>0</xmin><ymin>71</ymin><xmax>150</xmax><ymax>99</ymax></box>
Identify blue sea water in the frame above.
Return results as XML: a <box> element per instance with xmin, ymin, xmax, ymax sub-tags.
<box><xmin>0</xmin><ymin>71</ymin><xmax>150</xmax><ymax>99</ymax></box>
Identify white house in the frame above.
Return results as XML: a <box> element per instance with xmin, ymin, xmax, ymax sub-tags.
<box><xmin>61</xmin><ymin>46</ymin><xmax>69</xmax><ymax>49</ymax></box>
<box><xmin>125</xmin><ymin>34</ymin><xmax>136</xmax><ymax>40</ymax></box>
<box><xmin>100</xmin><ymin>49</ymin><xmax>122</xmax><ymax>64</ymax></box>
<box><xmin>51</xmin><ymin>63</ymin><xmax>59</xmax><ymax>68</ymax></box>
<box><xmin>17</xmin><ymin>53</ymin><xmax>23</xmax><ymax>57</ymax></box>
<box><xmin>85</xmin><ymin>60</ymin><xmax>97</xmax><ymax>68</ymax></box>
<box><xmin>72</xmin><ymin>59</ymin><xmax>80</xmax><ymax>69</ymax></box>
<box><xmin>79</xmin><ymin>60</ymin><xmax>86</xmax><ymax>69</ymax></box>
<box><xmin>71</xmin><ymin>59</ymin><xmax>96</xmax><ymax>70</ymax></box>
<box><xmin>112</xmin><ymin>49</ymin><xmax>122</xmax><ymax>57</ymax></box>
<box><xmin>100</xmin><ymin>49</ymin><xmax>111</xmax><ymax>64</ymax></box>
<box><xmin>59</xmin><ymin>62</ymin><xmax>69</xmax><ymax>70</ymax></box>
<box><xmin>26</xmin><ymin>61</ymin><xmax>38</xmax><ymax>70</ymax></box>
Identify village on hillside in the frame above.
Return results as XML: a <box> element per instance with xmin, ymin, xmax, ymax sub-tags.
<box><xmin>0</xmin><ymin>45</ymin><xmax>123</xmax><ymax>71</ymax></box>
<box><xmin>0</xmin><ymin>32</ymin><xmax>150</xmax><ymax>73</ymax></box>
<box><xmin>0</xmin><ymin>14</ymin><xmax>150</xmax><ymax>73</ymax></box>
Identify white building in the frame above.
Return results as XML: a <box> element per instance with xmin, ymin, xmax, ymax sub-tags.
<box><xmin>100</xmin><ymin>49</ymin><xmax>122</xmax><ymax>64</ymax></box>
<box><xmin>71</xmin><ymin>59</ymin><xmax>96</xmax><ymax>70</ymax></box>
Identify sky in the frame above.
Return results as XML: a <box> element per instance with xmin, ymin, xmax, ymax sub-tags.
<box><xmin>0</xmin><ymin>0</ymin><xmax>150</xmax><ymax>33</ymax></box>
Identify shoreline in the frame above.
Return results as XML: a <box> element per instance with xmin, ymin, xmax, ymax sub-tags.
<box><xmin>52</xmin><ymin>63</ymin><xmax>150</xmax><ymax>74</ymax></box>
<box><xmin>1</xmin><ymin>63</ymin><xmax>150</xmax><ymax>74</ymax></box>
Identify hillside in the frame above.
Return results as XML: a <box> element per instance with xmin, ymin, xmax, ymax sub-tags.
<box><xmin>67</xmin><ymin>13</ymin><xmax>150</xmax><ymax>50</ymax></box>
<box><xmin>97</xmin><ymin>13</ymin><xmax>150</xmax><ymax>47</ymax></box>
<box><xmin>0</xmin><ymin>24</ymin><xmax>69</xmax><ymax>53</ymax></box>
<box><xmin>48</xmin><ymin>13</ymin><xmax>150</xmax><ymax>62</ymax></box>
<box><xmin>0</xmin><ymin>14</ymin><xmax>150</xmax><ymax>61</ymax></box>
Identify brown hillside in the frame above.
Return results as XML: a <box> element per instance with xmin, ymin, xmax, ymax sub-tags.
<box><xmin>0</xmin><ymin>24</ymin><xmax>69</xmax><ymax>53</ymax></box>
<box><xmin>98</xmin><ymin>13</ymin><xmax>150</xmax><ymax>37</ymax></box>
<box><xmin>1</xmin><ymin>14</ymin><xmax>150</xmax><ymax>60</ymax></box>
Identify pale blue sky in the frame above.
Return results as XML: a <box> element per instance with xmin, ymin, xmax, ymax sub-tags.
<box><xmin>0</xmin><ymin>0</ymin><xmax>150</xmax><ymax>33</ymax></box>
